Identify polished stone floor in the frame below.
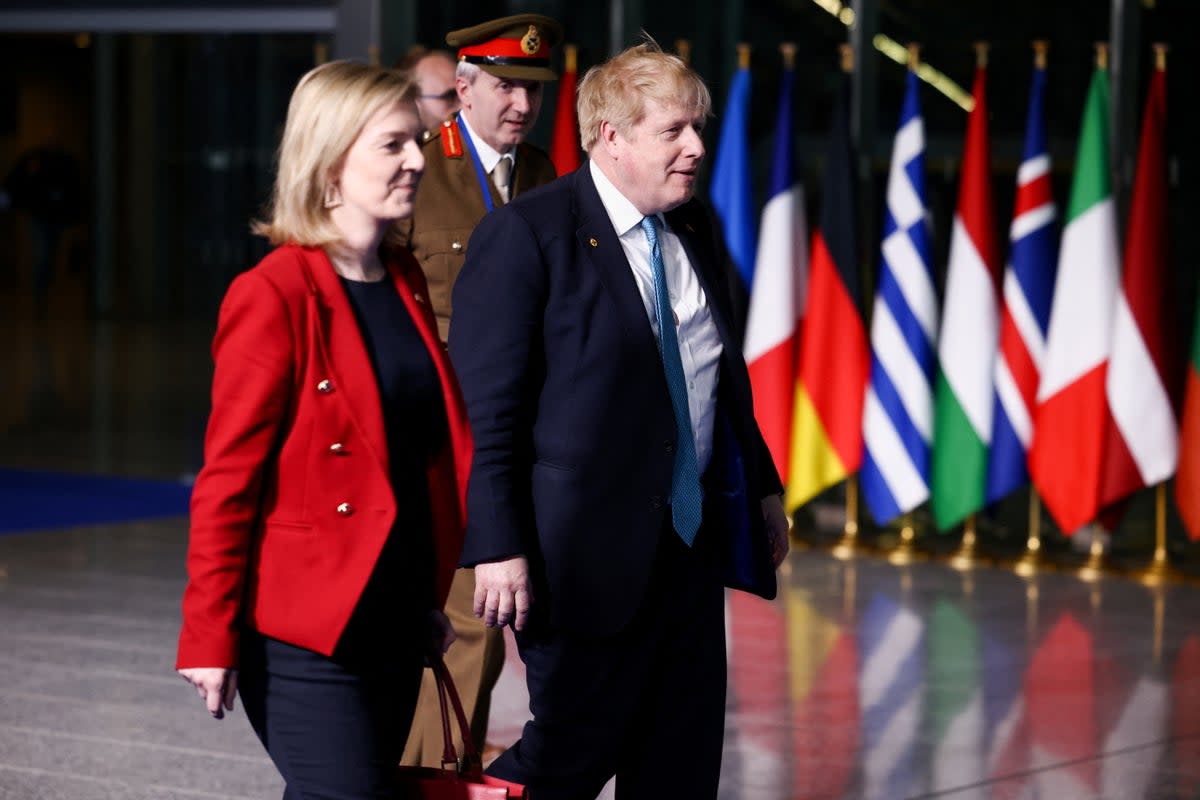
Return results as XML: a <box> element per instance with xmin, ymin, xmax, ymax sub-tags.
<box><xmin>4</xmin><ymin>301</ymin><xmax>1200</xmax><ymax>799</ymax></box>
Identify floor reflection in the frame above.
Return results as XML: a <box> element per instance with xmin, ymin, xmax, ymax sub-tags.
<box><xmin>714</xmin><ymin>555</ymin><xmax>1200</xmax><ymax>799</ymax></box>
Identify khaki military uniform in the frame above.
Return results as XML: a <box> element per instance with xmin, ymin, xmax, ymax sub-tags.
<box><xmin>399</xmin><ymin>116</ymin><xmax>558</xmax><ymax>768</ymax></box>
<box><xmin>396</xmin><ymin>118</ymin><xmax>558</xmax><ymax>342</ymax></box>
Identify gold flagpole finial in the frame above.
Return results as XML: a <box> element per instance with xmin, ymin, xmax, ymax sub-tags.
<box><xmin>737</xmin><ymin>42</ymin><xmax>752</xmax><ymax>70</ymax></box>
<box><xmin>1153</xmin><ymin>43</ymin><xmax>1168</xmax><ymax>71</ymax></box>
<box><xmin>907</xmin><ymin>43</ymin><xmax>921</xmax><ymax>71</ymax></box>
<box><xmin>838</xmin><ymin>43</ymin><xmax>854</xmax><ymax>73</ymax></box>
<box><xmin>1032</xmin><ymin>40</ymin><xmax>1048</xmax><ymax>70</ymax></box>
<box><xmin>781</xmin><ymin>42</ymin><xmax>797</xmax><ymax>70</ymax></box>
<box><xmin>1095</xmin><ymin>42</ymin><xmax>1109</xmax><ymax>70</ymax></box>
<box><xmin>564</xmin><ymin>43</ymin><xmax>578</xmax><ymax>73</ymax></box>
<box><xmin>973</xmin><ymin>41</ymin><xmax>989</xmax><ymax>68</ymax></box>
<box><xmin>675</xmin><ymin>39</ymin><xmax>692</xmax><ymax>65</ymax></box>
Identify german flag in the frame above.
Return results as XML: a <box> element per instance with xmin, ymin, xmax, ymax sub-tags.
<box><xmin>785</xmin><ymin>63</ymin><xmax>869</xmax><ymax>510</ymax></box>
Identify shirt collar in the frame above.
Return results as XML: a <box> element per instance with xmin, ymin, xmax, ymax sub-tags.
<box><xmin>458</xmin><ymin>111</ymin><xmax>514</xmax><ymax>173</ymax></box>
<box><xmin>589</xmin><ymin>160</ymin><xmax>662</xmax><ymax>239</ymax></box>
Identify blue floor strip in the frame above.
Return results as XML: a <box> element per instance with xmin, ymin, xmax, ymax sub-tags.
<box><xmin>0</xmin><ymin>469</ymin><xmax>193</xmax><ymax>534</ymax></box>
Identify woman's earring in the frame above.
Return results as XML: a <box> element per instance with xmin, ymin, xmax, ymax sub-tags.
<box><xmin>324</xmin><ymin>183</ymin><xmax>342</xmax><ymax>209</ymax></box>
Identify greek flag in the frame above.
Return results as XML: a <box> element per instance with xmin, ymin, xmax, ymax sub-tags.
<box><xmin>862</xmin><ymin>69</ymin><xmax>937</xmax><ymax>524</ymax></box>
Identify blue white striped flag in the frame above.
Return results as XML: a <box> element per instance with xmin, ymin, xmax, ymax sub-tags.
<box><xmin>861</xmin><ymin>68</ymin><xmax>937</xmax><ymax>524</ymax></box>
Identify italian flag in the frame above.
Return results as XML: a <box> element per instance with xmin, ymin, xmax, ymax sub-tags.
<box><xmin>931</xmin><ymin>62</ymin><xmax>1000</xmax><ymax>530</ymax></box>
<box><xmin>1028</xmin><ymin>64</ymin><xmax>1119</xmax><ymax>534</ymax></box>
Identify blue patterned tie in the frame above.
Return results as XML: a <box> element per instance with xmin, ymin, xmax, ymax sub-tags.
<box><xmin>641</xmin><ymin>216</ymin><xmax>703</xmax><ymax>546</ymax></box>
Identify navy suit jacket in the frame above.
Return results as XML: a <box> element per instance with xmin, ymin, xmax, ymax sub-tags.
<box><xmin>448</xmin><ymin>165</ymin><xmax>782</xmax><ymax>636</ymax></box>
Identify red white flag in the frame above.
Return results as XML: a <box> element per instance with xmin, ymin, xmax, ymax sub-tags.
<box><xmin>1100</xmin><ymin>60</ymin><xmax>1178</xmax><ymax>509</ymax></box>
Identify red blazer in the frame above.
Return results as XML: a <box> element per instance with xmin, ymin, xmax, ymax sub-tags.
<box><xmin>176</xmin><ymin>244</ymin><xmax>472</xmax><ymax>669</ymax></box>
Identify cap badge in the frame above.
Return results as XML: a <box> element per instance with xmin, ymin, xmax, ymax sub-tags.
<box><xmin>521</xmin><ymin>25</ymin><xmax>541</xmax><ymax>55</ymax></box>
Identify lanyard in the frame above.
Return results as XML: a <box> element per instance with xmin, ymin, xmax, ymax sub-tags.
<box><xmin>458</xmin><ymin>114</ymin><xmax>496</xmax><ymax>214</ymax></box>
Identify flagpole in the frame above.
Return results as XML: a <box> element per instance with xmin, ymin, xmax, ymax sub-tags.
<box><xmin>1014</xmin><ymin>491</ymin><xmax>1043</xmax><ymax>578</ymax></box>
<box><xmin>1134</xmin><ymin>481</ymin><xmax>1178</xmax><ymax>586</ymax></box>
<box><xmin>828</xmin><ymin>42</ymin><xmax>862</xmax><ymax>564</ymax></box>
<box><xmin>950</xmin><ymin>515</ymin><xmax>978</xmax><ymax>571</ymax></box>
<box><xmin>948</xmin><ymin>39</ymin><xmax>986</xmax><ymax>578</ymax></box>
<box><xmin>1011</xmin><ymin>40</ymin><xmax>1050</xmax><ymax>582</ymax></box>
<box><xmin>1130</xmin><ymin>45</ymin><xmax>1178</xmax><ymax>589</ymax></box>
<box><xmin>1072</xmin><ymin>41</ymin><xmax>1112</xmax><ymax>586</ymax></box>
<box><xmin>885</xmin><ymin>42</ymin><xmax>924</xmax><ymax>571</ymax></box>
<box><xmin>888</xmin><ymin>511</ymin><xmax>919</xmax><ymax>565</ymax></box>
<box><xmin>832</xmin><ymin>475</ymin><xmax>860</xmax><ymax>560</ymax></box>
<box><xmin>674</xmin><ymin>39</ymin><xmax>691</xmax><ymax>65</ymax></box>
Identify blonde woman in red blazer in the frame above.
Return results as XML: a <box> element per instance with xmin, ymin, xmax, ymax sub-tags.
<box><xmin>175</xmin><ymin>61</ymin><xmax>472</xmax><ymax>798</ymax></box>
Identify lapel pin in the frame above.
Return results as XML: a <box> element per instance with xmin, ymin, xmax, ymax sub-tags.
<box><xmin>589</xmin><ymin>238</ymin><xmax>599</xmax><ymax>247</ymax></box>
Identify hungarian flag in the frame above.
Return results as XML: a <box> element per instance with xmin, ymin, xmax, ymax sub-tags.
<box><xmin>1028</xmin><ymin>64</ymin><xmax>1119</xmax><ymax>533</ymax></box>
<box><xmin>549</xmin><ymin>44</ymin><xmax>580</xmax><ymax>176</ymax></box>
<box><xmin>931</xmin><ymin>61</ymin><xmax>1000</xmax><ymax>530</ymax></box>
<box><xmin>710</xmin><ymin>60</ymin><xmax>756</xmax><ymax>288</ymax></box>
<box><xmin>989</xmin><ymin>56</ymin><xmax>1058</xmax><ymax>505</ymax></box>
<box><xmin>1102</xmin><ymin>62</ymin><xmax>1178</xmax><ymax>510</ymax></box>
<box><xmin>745</xmin><ymin>62</ymin><xmax>806</xmax><ymax>479</ymax></box>
<box><xmin>786</xmin><ymin>68</ymin><xmax>868</xmax><ymax>510</ymax></box>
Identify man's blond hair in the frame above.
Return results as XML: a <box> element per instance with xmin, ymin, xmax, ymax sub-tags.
<box><xmin>254</xmin><ymin>60</ymin><xmax>417</xmax><ymax>247</ymax></box>
<box><xmin>576</xmin><ymin>40</ymin><xmax>711</xmax><ymax>153</ymax></box>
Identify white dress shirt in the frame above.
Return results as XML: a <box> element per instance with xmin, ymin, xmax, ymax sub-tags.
<box><xmin>589</xmin><ymin>159</ymin><xmax>724</xmax><ymax>473</ymax></box>
<box><xmin>458</xmin><ymin>112</ymin><xmax>515</xmax><ymax>192</ymax></box>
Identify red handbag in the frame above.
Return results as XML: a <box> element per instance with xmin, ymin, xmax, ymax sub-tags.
<box><xmin>395</xmin><ymin>656</ymin><xmax>528</xmax><ymax>799</ymax></box>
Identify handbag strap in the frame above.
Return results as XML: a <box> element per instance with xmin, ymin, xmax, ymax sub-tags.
<box><xmin>429</xmin><ymin>655</ymin><xmax>483</xmax><ymax>774</ymax></box>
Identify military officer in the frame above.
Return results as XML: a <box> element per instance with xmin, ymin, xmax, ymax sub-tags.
<box><xmin>399</xmin><ymin>13</ymin><xmax>563</xmax><ymax>768</ymax></box>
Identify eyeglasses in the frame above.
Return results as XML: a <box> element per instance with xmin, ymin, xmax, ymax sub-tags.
<box><xmin>418</xmin><ymin>89</ymin><xmax>458</xmax><ymax>103</ymax></box>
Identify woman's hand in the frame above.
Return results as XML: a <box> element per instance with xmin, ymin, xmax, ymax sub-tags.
<box><xmin>429</xmin><ymin>609</ymin><xmax>457</xmax><ymax>659</ymax></box>
<box><xmin>178</xmin><ymin>667</ymin><xmax>238</xmax><ymax>719</ymax></box>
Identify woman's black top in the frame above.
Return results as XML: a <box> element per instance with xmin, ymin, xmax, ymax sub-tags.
<box><xmin>336</xmin><ymin>274</ymin><xmax>447</xmax><ymax>658</ymax></box>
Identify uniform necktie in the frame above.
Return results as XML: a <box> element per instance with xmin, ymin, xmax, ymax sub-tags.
<box><xmin>640</xmin><ymin>215</ymin><xmax>703</xmax><ymax>546</ymax></box>
<box><xmin>492</xmin><ymin>157</ymin><xmax>512</xmax><ymax>203</ymax></box>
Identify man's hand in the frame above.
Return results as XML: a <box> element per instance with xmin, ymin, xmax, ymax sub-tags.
<box><xmin>473</xmin><ymin>556</ymin><xmax>533</xmax><ymax>631</ymax></box>
<box><xmin>761</xmin><ymin>495</ymin><xmax>790</xmax><ymax>569</ymax></box>
<box><xmin>177</xmin><ymin>667</ymin><xmax>237</xmax><ymax>719</ymax></box>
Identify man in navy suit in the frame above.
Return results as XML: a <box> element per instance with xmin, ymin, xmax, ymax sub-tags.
<box><xmin>448</xmin><ymin>41</ymin><xmax>790</xmax><ymax>799</ymax></box>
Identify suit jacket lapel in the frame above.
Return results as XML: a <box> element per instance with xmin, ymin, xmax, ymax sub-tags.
<box><xmin>666</xmin><ymin>203</ymin><xmax>740</xmax><ymax>356</ymax></box>
<box><xmin>571</xmin><ymin>168</ymin><xmax>662</xmax><ymax>362</ymax></box>
<box><xmin>301</xmin><ymin>248</ymin><xmax>390</xmax><ymax>478</ymax></box>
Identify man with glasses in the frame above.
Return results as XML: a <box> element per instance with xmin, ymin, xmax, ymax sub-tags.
<box><xmin>398</xmin><ymin>48</ymin><xmax>460</xmax><ymax>137</ymax></box>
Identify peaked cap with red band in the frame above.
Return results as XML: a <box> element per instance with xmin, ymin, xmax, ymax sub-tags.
<box><xmin>446</xmin><ymin>13</ymin><xmax>562</xmax><ymax>82</ymax></box>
